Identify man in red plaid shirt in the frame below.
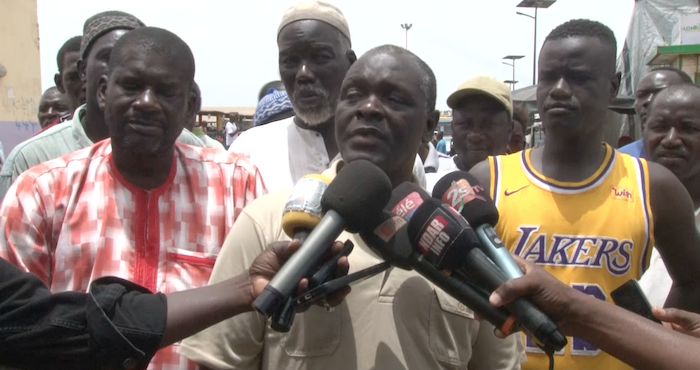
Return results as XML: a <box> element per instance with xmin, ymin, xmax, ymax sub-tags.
<box><xmin>0</xmin><ymin>26</ymin><xmax>265</xmax><ymax>370</ymax></box>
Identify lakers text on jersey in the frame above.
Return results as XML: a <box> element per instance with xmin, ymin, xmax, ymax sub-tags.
<box><xmin>489</xmin><ymin>144</ymin><xmax>654</xmax><ymax>370</ymax></box>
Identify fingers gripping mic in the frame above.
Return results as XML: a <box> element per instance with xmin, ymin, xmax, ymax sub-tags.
<box><xmin>432</xmin><ymin>171</ymin><xmax>524</xmax><ymax>280</ymax></box>
<box><xmin>253</xmin><ymin>160</ymin><xmax>392</xmax><ymax>317</ymax></box>
<box><xmin>273</xmin><ymin>174</ymin><xmax>332</xmax><ymax>332</ymax></box>
<box><xmin>406</xmin><ymin>198</ymin><xmax>567</xmax><ymax>353</ymax></box>
<box><xmin>359</xmin><ymin>211</ymin><xmax>518</xmax><ymax>335</ymax></box>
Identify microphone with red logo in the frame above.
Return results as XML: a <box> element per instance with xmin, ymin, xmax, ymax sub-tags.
<box><xmin>432</xmin><ymin>171</ymin><xmax>524</xmax><ymax>280</ymax></box>
<box><xmin>359</xmin><ymin>210</ymin><xmax>519</xmax><ymax>335</ymax></box>
<box><xmin>253</xmin><ymin>160</ymin><xmax>392</xmax><ymax>318</ymax></box>
<box><xmin>398</xmin><ymin>184</ymin><xmax>567</xmax><ymax>353</ymax></box>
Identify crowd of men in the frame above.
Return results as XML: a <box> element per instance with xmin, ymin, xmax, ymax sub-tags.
<box><xmin>2</xmin><ymin>1</ymin><xmax>700</xmax><ymax>370</ymax></box>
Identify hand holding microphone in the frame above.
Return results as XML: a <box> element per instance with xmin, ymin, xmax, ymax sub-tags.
<box><xmin>403</xmin><ymin>193</ymin><xmax>567</xmax><ymax>353</ymax></box>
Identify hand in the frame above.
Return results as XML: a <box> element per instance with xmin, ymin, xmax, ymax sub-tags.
<box><xmin>652</xmin><ymin>307</ymin><xmax>700</xmax><ymax>338</ymax></box>
<box><xmin>489</xmin><ymin>255</ymin><xmax>579</xmax><ymax>335</ymax></box>
<box><xmin>248</xmin><ymin>240</ymin><xmax>350</xmax><ymax>307</ymax></box>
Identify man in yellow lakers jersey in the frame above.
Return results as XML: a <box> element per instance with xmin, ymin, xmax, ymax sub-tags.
<box><xmin>471</xmin><ymin>19</ymin><xmax>700</xmax><ymax>370</ymax></box>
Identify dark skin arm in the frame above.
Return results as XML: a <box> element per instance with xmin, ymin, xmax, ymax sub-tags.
<box><xmin>491</xmin><ymin>256</ymin><xmax>700</xmax><ymax>370</ymax></box>
<box><xmin>647</xmin><ymin>162</ymin><xmax>700</xmax><ymax>312</ymax></box>
<box><xmin>161</xmin><ymin>240</ymin><xmax>349</xmax><ymax>347</ymax></box>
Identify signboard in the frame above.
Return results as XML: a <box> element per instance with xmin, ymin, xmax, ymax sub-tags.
<box><xmin>679</xmin><ymin>13</ymin><xmax>700</xmax><ymax>45</ymax></box>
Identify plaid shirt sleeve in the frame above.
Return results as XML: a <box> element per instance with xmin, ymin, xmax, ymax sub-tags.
<box><xmin>0</xmin><ymin>173</ymin><xmax>53</xmax><ymax>286</ymax></box>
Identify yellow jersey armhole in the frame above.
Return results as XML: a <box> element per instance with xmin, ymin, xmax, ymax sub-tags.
<box><xmin>488</xmin><ymin>156</ymin><xmax>497</xmax><ymax>201</ymax></box>
<box><xmin>640</xmin><ymin>158</ymin><xmax>655</xmax><ymax>270</ymax></box>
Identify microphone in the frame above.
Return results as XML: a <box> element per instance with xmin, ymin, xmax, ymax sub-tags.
<box><xmin>253</xmin><ymin>160</ymin><xmax>392</xmax><ymax>317</ymax></box>
<box><xmin>432</xmin><ymin>171</ymin><xmax>523</xmax><ymax>279</ymax></box>
<box><xmin>359</xmin><ymin>211</ymin><xmax>518</xmax><ymax>335</ymax></box>
<box><xmin>272</xmin><ymin>174</ymin><xmax>332</xmax><ymax>332</ymax></box>
<box><xmin>406</xmin><ymin>197</ymin><xmax>567</xmax><ymax>353</ymax></box>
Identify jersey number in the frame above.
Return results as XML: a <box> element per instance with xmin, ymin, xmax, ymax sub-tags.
<box><xmin>525</xmin><ymin>283</ymin><xmax>606</xmax><ymax>356</ymax></box>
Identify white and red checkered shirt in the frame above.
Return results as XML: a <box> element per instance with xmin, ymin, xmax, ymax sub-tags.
<box><xmin>0</xmin><ymin>139</ymin><xmax>266</xmax><ymax>370</ymax></box>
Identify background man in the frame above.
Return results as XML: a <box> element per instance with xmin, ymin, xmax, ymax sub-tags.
<box><xmin>639</xmin><ymin>83</ymin><xmax>700</xmax><ymax>306</ymax></box>
<box><xmin>54</xmin><ymin>35</ymin><xmax>85</xmax><ymax>111</ymax></box>
<box><xmin>619</xmin><ymin>66</ymin><xmax>693</xmax><ymax>158</ymax></box>
<box><xmin>426</xmin><ymin>75</ymin><xmax>512</xmax><ymax>192</ymax></box>
<box><xmin>0</xmin><ymin>10</ymin><xmax>204</xmax><ymax>202</ymax></box>
<box><xmin>435</xmin><ymin>130</ymin><xmax>447</xmax><ymax>153</ymax></box>
<box><xmin>37</xmin><ymin>86</ymin><xmax>72</xmax><ymax>129</ymax></box>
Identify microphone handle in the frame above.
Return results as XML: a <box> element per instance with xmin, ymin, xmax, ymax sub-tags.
<box><xmin>410</xmin><ymin>253</ymin><xmax>518</xmax><ymax>335</ymax></box>
<box><xmin>271</xmin><ymin>229</ymin><xmax>311</xmax><ymax>332</ymax></box>
<box><xmin>254</xmin><ymin>210</ymin><xmax>346</xmax><ymax>316</ymax></box>
<box><xmin>475</xmin><ymin>224</ymin><xmax>524</xmax><ymax>279</ymax></box>
<box><xmin>462</xmin><ymin>248</ymin><xmax>567</xmax><ymax>353</ymax></box>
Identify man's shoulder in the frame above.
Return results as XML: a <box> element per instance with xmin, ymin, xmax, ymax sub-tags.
<box><xmin>175</xmin><ymin>142</ymin><xmax>260</xmax><ymax>174</ymax></box>
<box><xmin>617</xmin><ymin>139</ymin><xmax>643</xmax><ymax>157</ymax></box>
<box><xmin>238</xmin><ymin>117</ymin><xmax>293</xmax><ymax>140</ymax></box>
<box><xmin>240</xmin><ymin>188</ymin><xmax>290</xmax><ymax>228</ymax></box>
<box><xmin>2</xmin><ymin>124</ymin><xmax>77</xmax><ymax>173</ymax></box>
<box><xmin>13</xmin><ymin>141</ymin><xmax>108</xmax><ymax>186</ymax></box>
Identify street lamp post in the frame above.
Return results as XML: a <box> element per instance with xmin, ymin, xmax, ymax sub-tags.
<box><xmin>503</xmin><ymin>55</ymin><xmax>525</xmax><ymax>91</ymax></box>
<box><xmin>504</xmin><ymin>80</ymin><xmax>519</xmax><ymax>91</ymax></box>
<box><xmin>401</xmin><ymin>23</ymin><xmax>413</xmax><ymax>49</ymax></box>
<box><xmin>516</xmin><ymin>0</ymin><xmax>556</xmax><ymax>85</ymax></box>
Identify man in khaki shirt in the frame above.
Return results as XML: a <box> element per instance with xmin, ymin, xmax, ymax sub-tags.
<box><xmin>179</xmin><ymin>41</ymin><xmax>523</xmax><ymax>369</ymax></box>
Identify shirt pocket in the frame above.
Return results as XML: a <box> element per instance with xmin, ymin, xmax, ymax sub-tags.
<box><xmin>278</xmin><ymin>305</ymin><xmax>341</xmax><ymax>357</ymax></box>
<box><xmin>430</xmin><ymin>287</ymin><xmax>479</xmax><ymax>369</ymax></box>
<box><xmin>164</xmin><ymin>248</ymin><xmax>217</xmax><ymax>293</ymax></box>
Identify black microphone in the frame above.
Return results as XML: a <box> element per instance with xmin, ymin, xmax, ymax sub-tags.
<box><xmin>432</xmin><ymin>171</ymin><xmax>523</xmax><ymax>280</ymax></box>
<box><xmin>406</xmin><ymin>196</ymin><xmax>567</xmax><ymax>353</ymax></box>
<box><xmin>253</xmin><ymin>160</ymin><xmax>392</xmax><ymax>317</ymax></box>
<box><xmin>359</xmin><ymin>211</ymin><xmax>519</xmax><ymax>335</ymax></box>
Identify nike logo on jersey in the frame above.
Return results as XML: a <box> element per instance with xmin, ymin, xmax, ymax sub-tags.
<box><xmin>504</xmin><ymin>185</ymin><xmax>530</xmax><ymax>196</ymax></box>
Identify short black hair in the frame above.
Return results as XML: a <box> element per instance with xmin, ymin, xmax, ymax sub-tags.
<box><xmin>649</xmin><ymin>66</ymin><xmax>694</xmax><ymax>84</ymax></box>
<box><xmin>56</xmin><ymin>36</ymin><xmax>82</xmax><ymax>72</ymax></box>
<box><xmin>192</xmin><ymin>81</ymin><xmax>202</xmax><ymax>113</ymax></box>
<box><xmin>365</xmin><ymin>45</ymin><xmax>437</xmax><ymax>113</ymax></box>
<box><xmin>109</xmin><ymin>27</ymin><xmax>195</xmax><ymax>90</ymax></box>
<box><xmin>545</xmin><ymin>19</ymin><xmax>617</xmax><ymax>59</ymax></box>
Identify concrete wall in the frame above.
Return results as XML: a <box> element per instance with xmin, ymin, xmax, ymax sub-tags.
<box><xmin>0</xmin><ymin>0</ymin><xmax>41</xmax><ymax>156</ymax></box>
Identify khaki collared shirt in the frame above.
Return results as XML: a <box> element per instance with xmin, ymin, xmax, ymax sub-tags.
<box><xmin>179</xmin><ymin>160</ymin><xmax>524</xmax><ymax>370</ymax></box>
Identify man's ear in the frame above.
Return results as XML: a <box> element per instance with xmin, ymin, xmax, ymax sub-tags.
<box><xmin>347</xmin><ymin>50</ymin><xmax>357</xmax><ymax>66</ymax></box>
<box><xmin>54</xmin><ymin>73</ymin><xmax>66</xmax><ymax>93</ymax></box>
<box><xmin>77</xmin><ymin>59</ymin><xmax>87</xmax><ymax>83</ymax></box>
<box><xmin>427</xmin><ymin>109</ymin><xmax>439</xmax><ymax>136</ymax></box>
<box><xmin>185</xmin><ymin>88</ymin><xmax>197</xmax><ymax>128</ymax></box>
<box><xmin>97</xmin><ymin>75</ymin><xmax>109</xmax><ymax>111</ymax></box>
<box><xmin>610</xmin><ymin>71</ymin><xmax>622</xmax><ymax>99</ymax></box>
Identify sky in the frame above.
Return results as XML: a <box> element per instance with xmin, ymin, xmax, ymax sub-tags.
<box><xmin>36</xmin><ymin>0</ymin><xmax>636</xmax><ymax>111</ymax></box>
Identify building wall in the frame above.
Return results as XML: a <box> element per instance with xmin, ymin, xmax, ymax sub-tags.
<box><xmin>0</xmin><ymin>0</ymin><xmax>41</xmax><ymax>156</ymax></box>
<box><xmin>679</xmin><ymin>54</ymin><xmax>700</xmax><ymax>82</ymax></box>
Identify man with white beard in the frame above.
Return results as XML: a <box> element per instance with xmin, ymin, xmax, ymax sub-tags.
<box><xmin>229</xmin><ymin>1</ymin><xmax>428</xmax><ymax>192</ymax></box>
